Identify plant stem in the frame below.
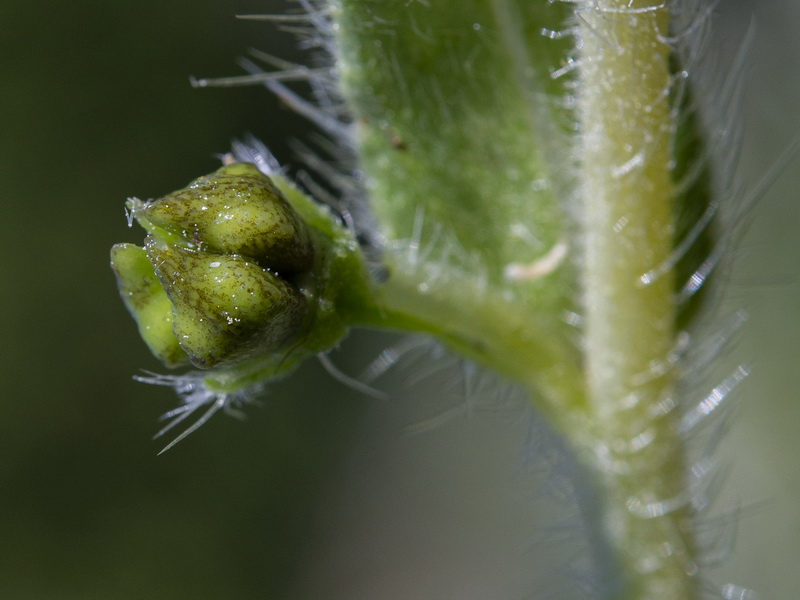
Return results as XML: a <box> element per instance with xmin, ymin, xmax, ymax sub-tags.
<box><xmin>577</xmin><ymin>2</ymin><xmax>698</xmax><ymax>598</ymax></box>
<box><xmin>362</xmin><ymin>265</ymin><xmax>587</xmax><ymax>429</ymax></box>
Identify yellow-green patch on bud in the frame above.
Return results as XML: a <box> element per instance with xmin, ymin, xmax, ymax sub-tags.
<box><xmin>145</xmin><ymin>236</ymin><xmax>307</xmax><ymax>369</ymax></box>
<box><xmin>110</xmin><ymin>243</ymin><xmax>190</xmax><ymax>368</ymax></box>
<box><xmin>140</xmin><ymin>163</ymin><xmax>314</xmax><ymax>274</ymax></box>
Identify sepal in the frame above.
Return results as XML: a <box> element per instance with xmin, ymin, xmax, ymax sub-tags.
<box><xmin>144</xmin><ymin>237</ymin><xmax>306</xmax><ymax>369</ymax></box>
<box><xmin>134</xmin><ymin>163</ymin><xmax>313</xmax><ymax>274</ymax></box>
<box><xmin>110</xmin><ymin>243</ymin><xmax>190</xmax><ymax>368</ymax></box>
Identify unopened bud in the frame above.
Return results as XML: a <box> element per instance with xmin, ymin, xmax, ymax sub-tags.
<box><xmin>138</xmin><ymin>163</ymin><xmax>313</xmax><ymax>274</ymax></box>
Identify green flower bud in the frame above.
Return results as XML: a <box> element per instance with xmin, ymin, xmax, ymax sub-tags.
<box><xmin>113</xmin><ymin>156</ymin><xmax>385</xmax><ymax>450</ymax></box>
<box><xmin>145</xmin><ymin>236</ymin><xmax>307</xmax><ymax>369</ymax></box>
<box><xmin>110</xmin><ymin>243</ymin><xmax>190</xmax><ymax>368</ymax></box>
<box><xmin>138</xmin><ymin>163</ymin><xmax>314</xmax><ymax>274</ymax></box>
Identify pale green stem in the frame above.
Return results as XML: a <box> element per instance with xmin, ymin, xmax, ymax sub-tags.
<box><xmin>366</xmin><ymin>266</ymin><xmax>588</xmax><ymax>429</ymax></box>
<box><xmin>577</xmin><ymin>2</ymin><xmax>698</xmax><ymax>599</ymax></box>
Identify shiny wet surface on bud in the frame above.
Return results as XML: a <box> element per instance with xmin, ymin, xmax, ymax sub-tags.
<box><xmin>138</xmin><ymin>163</ymin><xmax>313</xmax><ymax>274</ymax></box>
<box><xmin>112</xmin><ymin>163</ymin><xmax>316</xmax><ymax>369</ymax></box>
<box><xmin>145</xmin><ymin>237</ymin><xmax>306</xmax><ymax>369</ymax></box>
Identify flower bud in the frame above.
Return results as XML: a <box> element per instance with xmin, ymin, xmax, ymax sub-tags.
<box><xmin>110</xmin><ymin>243</ymin><xmax>190</xmax><ymax>368</ymax></box>
<box><xmin>139</xmin><ymin>163</ymin><xmax>314</xmax><ymax>274</ymax></box>
<box><xmin>145</xmin><ymin>236</ymin><xmax>307</xmax><ymax>369</ymax></box>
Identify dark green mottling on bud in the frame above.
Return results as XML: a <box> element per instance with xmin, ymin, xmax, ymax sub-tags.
<box><xmin>110</xmin><ymin>243</ymin><xmax>190</xmax><ymax>368</ymax></box>
<box><xmin>141</xmin><ymin>163</ymin><xmax>314</xmax><ymax>274</ymax></box>
<box><xmin>113</xmin><ymin>161</ymin><xmax>377</xmax><ymax>384</ymax></box>
<box><xmin>145</xmin><ymin>236</ymin><xmax>307</xmax><ymax>369</ymax></box>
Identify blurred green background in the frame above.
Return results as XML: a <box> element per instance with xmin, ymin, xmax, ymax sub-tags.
<box><xmin>1</xmin><ymin>1</ymin><xmax>798</xmax><ymax>599</ymax></box>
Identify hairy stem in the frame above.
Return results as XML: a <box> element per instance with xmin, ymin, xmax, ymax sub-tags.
<box><xmin>363</xmin><ymin>266</ymin><xmax>587</xmax><ymax>427</ymax></box>
<box><xmin>577</xmin><ymin>2</ymin><xmax>698</xmax><ymax>598</ymax></box>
